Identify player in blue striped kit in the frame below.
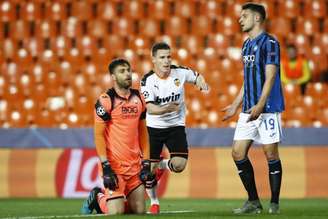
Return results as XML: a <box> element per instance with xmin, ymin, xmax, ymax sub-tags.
<box><xmin>222</xmin><ymin>3</ymin><xmax>285</xmax><ymax>214</ymax></box>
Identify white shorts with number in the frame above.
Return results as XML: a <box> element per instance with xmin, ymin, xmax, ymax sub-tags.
<box><xmin>233</xmin><ymin>112</ymin><xmax>283</xmax><ymax>145</ymax></box>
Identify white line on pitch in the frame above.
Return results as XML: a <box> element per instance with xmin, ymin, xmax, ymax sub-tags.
<box><xmin>2</xmin><ymin>210</ymin><xmax>196</xmax><ymax>219</ymax></box>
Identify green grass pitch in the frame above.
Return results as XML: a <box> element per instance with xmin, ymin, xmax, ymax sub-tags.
<box><xmin>0</xmin><ymin>198</ymin><xmax>327</xmax><ymax>219</ymax></box>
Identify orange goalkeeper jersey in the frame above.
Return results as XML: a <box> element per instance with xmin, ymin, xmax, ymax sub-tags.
<box><xmin>94</xmin><ymin>88</ymin><xmax>146</xmax><ymax>175</ymax></box>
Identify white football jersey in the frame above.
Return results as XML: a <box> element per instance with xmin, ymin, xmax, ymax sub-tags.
<box><xmin>140</xmin><ymin>65</ymin><xmax>198</xmax><ymax>128</ymax></box>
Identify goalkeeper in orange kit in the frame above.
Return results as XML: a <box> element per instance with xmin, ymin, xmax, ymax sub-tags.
<box><xmin>81</xmin><ymin>58</ymin><xmax>154</xmax><ymax>215</ymax></box>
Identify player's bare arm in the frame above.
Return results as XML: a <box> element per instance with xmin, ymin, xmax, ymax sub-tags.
<box><xmin>222</xmin><ymin>84</ymin><xmax>244</xmax><ymax>121</ymax></box>
<box><xmin>195</xmin><ymin>74</ymin><xmax>209</xmax><ymax>92</ymax></box>
<box><xmin>247</xmin><ymin>64</ymin><xmax>277</xmax><ymax>122</ymax></box>
<box><xmin>146</xmin><ymin>102</ymin><xmax>180</xmax><ymax>115</ymax></box>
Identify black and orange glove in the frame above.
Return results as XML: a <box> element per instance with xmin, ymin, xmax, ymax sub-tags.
<box><xmin>102</xmin><ymin>161</ymin><xmax>119</xmax><ymax>191</ymax></box>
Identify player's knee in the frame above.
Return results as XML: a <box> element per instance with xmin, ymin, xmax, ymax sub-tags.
<box><xmin>265</xmin><ymin>152</ymin><xmax>279</xmax><ymax>161</ymax></box>
<box><xmin>169</xmin><ymin>158</ymin><xmax>187</xmax><ymax>173</ymax></box>
<box><xmin>231</xmin><ymin>149</ymin><xmax>245</xmax><ymax>161</ymax></box>
<box><xmin>107</xmin><ymin>203</ymin><xmax>125</xmax><ymax>215</ymax></box>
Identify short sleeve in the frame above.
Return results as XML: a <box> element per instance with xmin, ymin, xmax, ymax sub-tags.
<box><xmin>184</xmin><ymin>68</ymin><xmax>198</xmax><ymax>83</ymax></box>
<box><xmin>94</xmin><ymin>93</ymin><xmax>112</xmax><ymax>122</ymax></box>
<box><xmin>264</xmin><ymin>38</ymin><xmax>280</xmax><ymax>66</ymax></box>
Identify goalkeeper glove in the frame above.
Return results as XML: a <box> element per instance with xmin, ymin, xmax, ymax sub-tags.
<box><xmin>102</xmin><ymin>161</ymin><xmax>118</xmax><ymax>191</ymax></box>
<box><xmin>140</xmin><ymin>160</ymin><xmax>157</xmax><ymax>189</ymax></box>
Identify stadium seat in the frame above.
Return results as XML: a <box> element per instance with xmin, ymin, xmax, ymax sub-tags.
<box><xmin>164</xmin><ymin>16</ymin><xmax>188</xmax><ymax>37</ymax></box>
<box><xmin>44</xmin><ymin>0</ymin><xmax>67</xmax><ymax>21</ymax></box>
<box><xmin>34</xmin><ymin>19</ymin><xmax>58</xmax><ymax>39</ymax></box>
<box><xmin>97</xmin><ymin>1</ymin><xmax>118</xmax><ymax>20</ymax></box>
<box><xmin>295</xmin><ymin>17</ymin><xmax>320</xmax><ymax>36</ymax></box>
<box><xmin>111</xmin><ymin>17</ymin><xmax>135</xmax><ymax>37</ymax></box>
<box><xmin>225</xmin><ymin>0</ymin><xmax>243</xmax><ymax>19</ymax></box>
<box><xmin>147</xmin><ymin>0</ymin><xmax>171</xmax><ymax>20</ymax></box>
<box><xmin>0</xmin><ymin>1</ymin><xmax>16</xmax><ymax>22</ymax></box>
<box><xmin>75</xmin><ymin>35</ymin><xmax>97</xmax><ymax>57</ymax></box>
<box><xmin>19</xmin><ymin>1</ymin><xmax>42</xmax><ymax>21</ymax></box>
<box><xmin>87</xmin><ymin>19</ymin><xmax>108</xmax><ymax>38</ymax></box>
<box><xmin>122</xmin><ymin>0</ymin><xmax>145</xmax><ymax>19</ymax></box>
<box><xmin>199</xmin><ymin>0</ymin><xmax>223</xmax><ymax>19</ymax></box>
<box><xmin>138</xmin><ymin>19</ymin><xmax>161</xmax><ymax>38</ymax></box>
<box><xmin>174</xmin><ymin>0</ymin><xmax>197</xmax><ymax>18</ymax></box>
<box><xmin>207</xmin><ymin>33</ymin><xmax>229</xmax><ymax>56</ymax></box>
<box><xmin>191</xmin><ymin>16</ymin><xmax>213</xmax><ymax>36</ymax></box>
<box><xmin>9</xmin><ymin>20</ymin><xmax>31</xmax><ymax>40</ymax></box>
<box><xmin>277</xmin><ymin>0</ymin><xmax>301</xmax><ymax>18</ymax></box>
<box><xmin>61</xmin><ymin>17</ymin><xmax>83</xmax><ymax>38</ymax></box>
<box><xmin>269</xmin><ymin>17</ymin><xmax>292</xmax><ymax>37</ymax></box>
<box><xmin>303</xmin><ymin>0</ymin><xmax>327</xmax><ymax>18</ymax></box>
<box><xmin>71</xmin><ymin>0</ymin><xmax>93</xmax><ymax>21</ymax></box>
<box><xmin>215</xmin><ymin>16</ymin><xmax>240</xmax><ymax>36</ymax></box>
<box><xmin>179</xmin><ymin>35</ymin><xmax>205</xmax><ymax>55</ymax></box>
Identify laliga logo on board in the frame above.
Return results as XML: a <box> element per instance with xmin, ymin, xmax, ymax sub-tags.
<box><xmin>56</xmin><ymin>149</ymin><xmax>102</xmax><ymax>197</ymax></box>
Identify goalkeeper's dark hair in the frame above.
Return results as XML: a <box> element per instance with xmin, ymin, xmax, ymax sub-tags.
<box><xmin>151</xmin><ymin>42</ymin><xmax>171</xmax><ymax>57</ymax></box>
<box><xmin>242</xmin><ymin>3</ymin><xmax>266</xmax><ymax>22</ymax></box>
<box><xmin>108</xmin><ymin>58</ymin><xmax>130</xmax><ymax>75</ymax></box>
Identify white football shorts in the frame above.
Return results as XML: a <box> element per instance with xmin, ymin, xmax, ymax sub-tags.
<box><xmin>233</xmin><ymin>112</ymin><xmax>283</xmax><ymax>144</ymax></box>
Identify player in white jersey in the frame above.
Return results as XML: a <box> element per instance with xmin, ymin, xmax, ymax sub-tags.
<box><xmin>139</xmin><ymin>42</ymin><xmax>209</xmax><ymax>214</ymax></box>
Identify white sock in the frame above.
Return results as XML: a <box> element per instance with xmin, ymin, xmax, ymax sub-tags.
<box><xmin>159</xmin><ymin>159</ymin><xmax>170</xmax><ymax>170</ymax></box>
<box><xmin>146</xmin><ymin>185</ymin><xmax>159</xmax><ymax>205</ymax></box>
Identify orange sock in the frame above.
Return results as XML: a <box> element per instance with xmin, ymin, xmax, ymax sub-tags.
<box><xmin>97</xmin><ymin>193</ymin><xmax>108</xmax><ymax>214</ymax></box>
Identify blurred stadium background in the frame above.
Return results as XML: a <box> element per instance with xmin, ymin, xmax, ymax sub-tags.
<box><xmin>0</xmin><ymin>0</ymin><xmax>328</xmax><ymax>216</ymax></box>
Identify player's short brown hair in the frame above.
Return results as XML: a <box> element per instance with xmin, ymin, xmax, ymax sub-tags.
<box><xmin>242</xmin><ymin>3</ymin><xmax>266</xmax><ymax>22</ymax></box>
<box><xmin>108</xmin><ymin>58</ymin><xmax>130</xmax><ymax>75</ymax></box>
<box><xmin>151</xmin><ymin>42</ymin><xmax>171</xmax><ymax>57</ymax></box>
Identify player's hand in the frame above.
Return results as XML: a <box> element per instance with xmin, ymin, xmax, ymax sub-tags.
<box><xmin>102</xmin><ymin>161</ymin><xmax>119</xmax><ymax>191</ymax></box>
<box><xmin>221</xmin><ymin>104</ymin><xmax>238</xmax><ymax>121</ymax></box>
<box><xmin>246</xmin><ymin>104</ymin><xmax>264</xmax><ymax>122</ymax></box>
<box><xmin>140</xmin><ymin>160</ymin><xmax>157</xmax><ymax>189</ymax></box>
<box><xmin>196</xmin><ymin>75</ymin><xmax>209</xmax><ymax>93</ymax></box>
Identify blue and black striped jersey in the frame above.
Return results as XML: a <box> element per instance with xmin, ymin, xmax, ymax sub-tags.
<box><xmin>241</xmin><ymin>32</ymin><xmax>285</xmax><ymax>113</ymax></box>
